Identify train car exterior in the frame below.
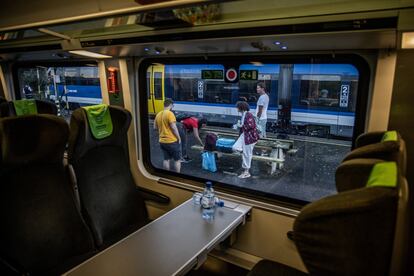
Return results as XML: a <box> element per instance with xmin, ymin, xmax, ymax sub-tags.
<box><xmin>147</xmin><ymin>63</ymin><xmax>358</xmax><ymax>138</ymax></box>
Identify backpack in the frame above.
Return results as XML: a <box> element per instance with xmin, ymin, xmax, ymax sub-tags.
<box><xmin>204</xmin><ymin>133</ymin><xmax>217</xmax><ymax>152</ymax></box>
<box><xmin>175</xmin><ymin>113</ymin><xmax>192</xmax><ymax>122</ymax></box>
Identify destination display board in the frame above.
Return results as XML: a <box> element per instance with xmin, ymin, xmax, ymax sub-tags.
<box><xmin>201</xmin><ymin>70</ymin><xmax>224</xmax><ymax>80</ymax></box>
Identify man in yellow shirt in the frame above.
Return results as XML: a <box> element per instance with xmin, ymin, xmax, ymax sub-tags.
<box><xmin>154</xmin><ymin>99</ymin><xmax>182</xmax><ymax>172</ymax></box>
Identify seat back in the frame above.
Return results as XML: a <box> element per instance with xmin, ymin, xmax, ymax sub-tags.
<box><xmin>343</xmin><ymin>131</ymin><xmax>406</xmax><ymax>175</ymax></box>
<box><xmin>68</xmin><ymin>105</ymin><xmax>148</xmax><ymax>248</ymax></box>
<box><xmin>0</xmin><ymin>115</ymin><xmax>95</xmax><ymax>275</ymax></box>
<box><xmin>0</xmin><ymin>99</ymin><xmax>57</xmax><ymax>117</ymax></box>
<box><xmin>293</xmin><ymin>160</ymin><xmax>408</xmax><ymax>276</ymax></box>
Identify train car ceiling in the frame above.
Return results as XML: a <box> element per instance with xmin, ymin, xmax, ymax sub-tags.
<box><xmin>2</xmin><ymin>1</ymin><xmax>414</xmax><ymax>60</ymax></box>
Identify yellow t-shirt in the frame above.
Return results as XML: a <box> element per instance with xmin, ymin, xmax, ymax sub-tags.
<box><xmin>155</xmin><ymin>110</ymin><xmax>178</xmax><ymax>143</ymax></box>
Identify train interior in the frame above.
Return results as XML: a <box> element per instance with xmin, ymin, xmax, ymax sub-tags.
<box><xmin>1</xmin><ymin>0</ymin><xmax>414</xmax><ymax>275</ymax></box>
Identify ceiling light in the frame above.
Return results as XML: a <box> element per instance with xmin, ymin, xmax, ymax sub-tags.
<box><xmin>144</xmin><ymin>47</ymin><xmax>150</xmax><ymax>51</ymax></box>
<box><xmin>68</xmin><ymin>50</ymin><xmax>112</xmax><ymax>58</ymax></box>
<box><xmin>401</xmin><ymin>32</ymin><xmax>414</xmax><ymax>49</ymax></box>
<box><xmin>250</xmin><ymin>62</ymin><xmax>264</xmax><ymax>66</ymax></box>
<box><xmin>281</xmin><ymin>46</ymin><xmax>288</xmax><ymax>50</ymax></box>
<box><xmin>274</xmin><ymin>41</ymin><xmax>281</xmax><ymax>45</ymax></box>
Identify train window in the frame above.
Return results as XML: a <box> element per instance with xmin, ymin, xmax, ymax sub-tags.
<box><xmin>15</xmin><ymin>64</ymin><xmax>103</xmax><ymax>119</ymax></box>
<box><xmin>154</xmin><ymin>72</ymin><xmax>163</xmax><ymax>100</ymax></box>
<box><xmin>141</xmin><ymin>58</ymin><xmax>367</xmax><ymax>205</ymax></box>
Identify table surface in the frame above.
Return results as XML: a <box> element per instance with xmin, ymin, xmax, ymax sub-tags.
<box><xmin>63</xmin><ymin>199</ymin><xmax>250</xmax><ymax>276</ymax></box>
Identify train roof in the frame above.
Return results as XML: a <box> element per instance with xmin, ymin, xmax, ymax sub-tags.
<box><xmin>160</xmin><ymin>64</ymin><xmax>358</xmax><ymax>76</ymax></box>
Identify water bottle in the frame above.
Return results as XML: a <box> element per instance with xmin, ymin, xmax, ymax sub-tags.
<box><xmin>201</xmin><ymin>181</ymin><xmax>216</xmax><ymax>220</ymax></box>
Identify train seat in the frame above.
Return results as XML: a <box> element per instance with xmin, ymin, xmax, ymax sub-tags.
<box><xmin>342</xmin><ymin>131</ymin><xmax>406</xmax><ymax>175</ymax></box>
<box><xmin>67</xmin><ymin>104</ymin><xmax>170</xmax><ymax>249</ymax></box>
<box><xmin>0</xmin><ymin>114</ymin><xmax>96</xmax><ymax>275</ymax></box>
<box><xmin>248</xmin><ymin>160</ymin><xmax>408</xmax><ymax>276</ymax></box>
<box><xmin>0</xmin><ymin>99</ymin><xmax>57</xmax><ymax>117</ymax></box>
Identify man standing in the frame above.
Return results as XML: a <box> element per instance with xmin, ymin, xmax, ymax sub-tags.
<box><xmin>154</xmin><ymin>99</ymin><xmax>181</xmax><ymax>172</ymax></box>
<box><xmin>255</xmin><ymin>82</ymin><xmax>269</xmax><ymax>138</ymax></box>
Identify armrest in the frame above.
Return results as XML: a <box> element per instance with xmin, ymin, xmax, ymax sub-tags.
<box><xmin>137</xmin><ymin>186</ymin><xmax>170</xmax><ymax>204</ymax></box>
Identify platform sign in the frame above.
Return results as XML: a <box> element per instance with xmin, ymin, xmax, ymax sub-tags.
<box><xmin>197</xmin><ymin>80</ymin><xmax>204</xmax><ymax>99</ymax></box>
<box><xmin>201</xmin><ymin>70</ymin><xmax>223</xmax><ymax>80</ymax></box>
<box><xmin>340</xmin><ymin>84</ymin><xmax>350</xmax><ymax>107</ymax></box>
<box><xmin>239</xmin><ymin>70</ymin><xmax>258</xmax><ymax>80</ymax></box>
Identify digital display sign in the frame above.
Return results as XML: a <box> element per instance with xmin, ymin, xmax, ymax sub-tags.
<box><xmin>201</xmin><ymin>70</ymin><xmax>224</xmax><ymax>80</ymax></box>
<box><xmin>239</xmin><ymin>70</ymin><xmax>258</xmax><ymax>80</ymax></box>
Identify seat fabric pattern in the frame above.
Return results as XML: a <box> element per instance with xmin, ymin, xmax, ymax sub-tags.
<box><xmin>0</xmin><ymin>115</ymin><xmax>95</xmax><ymax>275</ymax></box>
<box><xmin>68</xmin><ymin>106</ymin><xmax>148</xmax><ymax>248</ymax></box>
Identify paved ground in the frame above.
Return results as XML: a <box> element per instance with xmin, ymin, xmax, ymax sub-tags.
<box><xmin>149</xmin><ymin>123</ymin><xmax>351</xmax><ymax>203</ymax></box>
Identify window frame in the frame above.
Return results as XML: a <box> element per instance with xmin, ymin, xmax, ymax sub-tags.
<box><xmin>138</xmin><ymin>54</ymin><xmax>370</xmax><ymax>207</ymax></box>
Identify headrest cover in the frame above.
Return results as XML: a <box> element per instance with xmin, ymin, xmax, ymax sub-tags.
<box><xmin>0</xmin><ymin>115</ymin><xmax>69</xmax><ymax>165</ymax></box>
<box><xmin>82</xmin><ymin>104</ymin><xmax>113</xmax><ymax>139</ymax></box>
<box><xmin>68</xmin><ymin>105</ymin><xmax>131</xmax><ymax>162</ymax></box>
<box><xmin>366</xmin><ymin>162</ymin><xmax>397</xmax><ymax>188</ymax></box>
<box><xmin>13</xmin><ymin>99</ymin><xmax>38</xmax><ymax>116</ymax></box>
<box><xmin>382</xmin><ymin>130</ymin><xmax>398</xmax><ymax>142</ymax></box>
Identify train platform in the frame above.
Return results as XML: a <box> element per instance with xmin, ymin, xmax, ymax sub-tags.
<box><xmin>149</xmin><ymin>124</ymin><xmax>351</xmax><ymax>203</ymax></box>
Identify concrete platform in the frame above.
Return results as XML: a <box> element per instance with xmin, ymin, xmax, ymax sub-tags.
<box><xmin>148</xmin><ymin>124</ymin><xmax>351</xmax><ymax>203</ymax></box>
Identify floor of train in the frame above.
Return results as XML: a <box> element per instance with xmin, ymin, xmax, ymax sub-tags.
<box><xmin>149</xmin><ymin>124</ymin><xmax>351</xmax><ymax>202</ymax></box>
<box><xmin>186</xmin><ymin>255</ymin><xmax>248</xmax><ymax>276</ymax></box>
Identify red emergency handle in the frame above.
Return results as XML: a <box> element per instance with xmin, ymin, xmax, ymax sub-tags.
<box><xmin>107</xmin><ymin>68</ymin><xmax>120</xmax><ymax>94</ymax></box>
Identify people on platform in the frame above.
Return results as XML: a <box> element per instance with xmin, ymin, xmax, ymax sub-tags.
<box><xmin>235</xmin><ymin>101</ymin><xmax>259</xmax><ymax>179</ymax></box>
<box><xmin>154</xmin><ymin>99</ymin><xmax>181</xmax><ymax>172</ymax></box>
<box><xmin>177</xmin><ymin>117</ymin><xmax>207</xmax><ymax>162</ymax></box>
<box><xmin>255</xmin><ymin>82</ymin><xmax>269</xmax><ymax>138</ymax></box>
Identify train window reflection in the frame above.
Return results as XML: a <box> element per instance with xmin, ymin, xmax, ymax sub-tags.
<box><xmin>16</xmin><ymin>65</ymin><xmax>102</xmax><ymax>119</ymax></box>
<box><xmin>144</xmin><ymin>62</ymin><xmax>361</xmax><ymax>203</ymax></box>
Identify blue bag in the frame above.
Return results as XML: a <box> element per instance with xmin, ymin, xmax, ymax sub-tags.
<box><xmin>202</xmin><ymin>151</ymin><xmax>217</xmax><ymax>172</ymax></box>
<box><xmin>216</xmin><ymin>138</ymin><xmax>236</xmax><ymax>153</ymax></box>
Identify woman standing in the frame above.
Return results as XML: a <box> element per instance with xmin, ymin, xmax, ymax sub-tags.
<box><xmin>235</xmin><ymin>101</ymin><xmax>259</xmax><ymax>178</ymax></box>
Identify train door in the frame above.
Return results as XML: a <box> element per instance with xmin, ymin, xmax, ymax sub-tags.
<box><xmin>147</xmin><ymin>65</ymin><xmax>165</xmax><ymax>115</ymax></box>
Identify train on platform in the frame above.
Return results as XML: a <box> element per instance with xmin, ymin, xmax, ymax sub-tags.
<box><xmin>147</xmin><ymin>63</ymin><xmax>359</xmax><ymax>138</ymax></box>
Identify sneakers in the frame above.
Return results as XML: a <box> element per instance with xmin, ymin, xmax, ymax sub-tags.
<box><xmin>180</xmin><ymin>156</ymin><xmax>192</xmax><ymax>163</ymax></box>
<box><xmin>238</xmin><ymin>171</ymin><xmax>251</xmax><ymax>179</ymax></box>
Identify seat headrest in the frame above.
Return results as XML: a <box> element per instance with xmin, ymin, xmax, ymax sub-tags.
<box><xmin>68</xmin><ymin>105</ymin><xmax>131</xmax><ymax>162</ymax></box>
<box><xmin>344</xmin><ymin>131</ymin><xmax>406</xmax><ymax>176</ymax></box>
<box><xmin>0</xmin><ymin>99</ymin><xmax>57</xmax><ymax>117</ymax></box>
<box><xmin>336</xmin><ymin>159</ymin><xmax>400</xmax><ymax>192</ymax></box>
<box><xmin>0</xmin><ymin>115</ymin><xmax>69</xmax><ymax>165</ymax></box>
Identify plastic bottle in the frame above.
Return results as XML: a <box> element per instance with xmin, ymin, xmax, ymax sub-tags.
<box><xmin>201</xmin><ymin>181</ymin><xmax>216</xmax><ymax>220</ymax></box>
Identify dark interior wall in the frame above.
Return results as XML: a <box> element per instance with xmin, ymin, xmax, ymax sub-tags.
<box><xmin>388</xmin><ymin>50</ymin><xmax>414</xmax><ymax>276</ymax></box>
<box><xmin>0</xmin><ymin>77</ymin><xmax>4</xmax><ymax>98</ymax></box>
